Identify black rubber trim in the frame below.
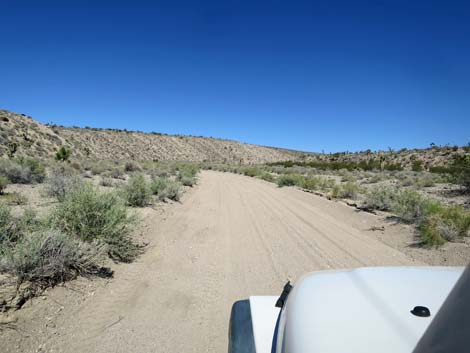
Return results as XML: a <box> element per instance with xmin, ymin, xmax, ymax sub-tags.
<box><xmin>228</xmin><ymin>300</ymin><xmax>256</xmax><ymax>353</ymax></box>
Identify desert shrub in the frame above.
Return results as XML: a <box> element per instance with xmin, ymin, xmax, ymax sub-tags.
<box><xmin>363</xmin><ymin>187</ymin><xmax>397</xmax><ymax>211</ymax></box>
<box><xmin>44</xmin><ymin>167</ymin><xmax>83</xmax><ymax>201</ymax></box>
<box><xmin>124</xmin><ymin>174</ymin><xmax>151</xmax><ymax>207</ymax></box>
<box><xmin>340</xmin><ymin>182</ymin><xmax>361</xmax><ymax>199</ymax></box>
<box><xmin>415</xmin><ymin>175</ymin><xmax>435</xmax><ymax>188</ymax></box>
<box><xmin>0</xmin><ymin>230</ymin><xmax>106</xmax><ymax>285</ymax></box>
<box><xmin>157</xmin><ymin>180</ymin><xmax>182</xmax><ymax>201</ymax></box>
<box><xmin>364</xmin><ymin>174</ymin><xmax>383</xmax><ymax>184</ymax></box>
<box><xmin>0</xmin><ymin>175</ymin><xmax>8</xmax><ymax>194</ymax></box>
<box><xmin>100</xmin><ymin>177</ymin><xmax>114</xmax><ymax>187</ymax></box>
<box><xmin>150</xmin><ymin>177</ymin><xmax>168</xmax><ymax>195</ymax></box>
<box><xmin>105</xmin><ymin>168</ymin><xmax>125</xmax><ymax>180</ymax></box>
<box><xmin>50</xmin><ymin>183</ymin><xmax>139</xmax><ymax>262</ymax></box>
<box><xmin>124</xmin><ymin>161</ymin><xmax>142</xmax><ymax>173</ymax></box>
<box><xmin>0</xmin><ymin>202</ymin><xmax>15</xmax><ymax>245</ymax></box>
<box><xmin>176</xmin><ymin>164</ymin><xmax>199</xmax><ymax>186</ymax></box>
<box><xmin>419</xmin><ymin>205</ymin><xmax>470</xmax><ymax>246</ymax></box>
<box><xmin>258</xmin><ymin>172</ymin><xmax>274</xmax><ymax>182</ymax></box>
<box><xmin>341</xmin><ymin>174</ymin><xmax>356</xmax><ymax>183</ymax></box>
<box><xmin>179</xmin><ymin>175</ymin><xmax>196</xmax><ymax>187</ymax></box>
<box><xmin>241</xmin><ymin>167</ymin><xmax>262</xmax><ymax>178</ymax></box>
<box><xmin>4</xmin><ymin>192</ymin><xmax>28</xmax><ymax>206</ymax></box>
<box><xmin>55</xmin><ymin>147</ymin><xmax>72</xmax><ymax>162</ymax></box>
<box><xmin>90</xmin><ymin>164</ymin><xmax>106</xmax><ymax>175</ymax></box>
<box><xmin>391</xmin><ymin>189</ymin><xmax>426</xmax><ymax>223</ymax></box>
<box><xmin>320</xmin><ymin>178</ymin><xmax>336</xmax><ymax>191</ymax></box>
<box><xmin>400</xmin><ymin>176</ymin><xmax>415</xmax><ymax>187</ymax></box>
<box><xmin>70</xmin><ymin>161</ymin><xmax>82</xmax><ymax>171</ymax></box>
<box><xmin>300</xmin><ymin>176</ymin><xmax>321</xmax><ymax>191</ymax></box>
<box><xmin>331</xmin><ymin>184</ymin><xmax>341</xmax><ymax>198</ymax></box>
<box><xmin>0</xmin><ymin>205</ymin><xmax>39</xmax><ymax>246</ymax></box>
<box><xmin>412</xmin><ymin>160</ymin><xmax>424</xmax><ymax>172</ymax></box>
<box><xmin>0</xmin><ymin>157</ymin><xmax>46</xmax><ymax>184</ymax></box>
<box><xmin>449</xmin><ymin>154</ymin><xmax>470</xmax><ymax>191</ymax></box>
<box><xmin>276</xmin><ymin>174</ymin><xmax>302</xmax><ymax>187</ymax></box>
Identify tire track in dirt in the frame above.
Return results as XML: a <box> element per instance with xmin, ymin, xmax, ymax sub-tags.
<box><xmin>39</xmin><ymin>171</ymin><xmax>422</xmax><ymax>353</ymax></box>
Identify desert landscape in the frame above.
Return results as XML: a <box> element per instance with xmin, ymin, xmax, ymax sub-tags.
<box><xmin>0</xmin><ymin>109</ymin><xmax>469</xmax><ymax>352</ymax></box>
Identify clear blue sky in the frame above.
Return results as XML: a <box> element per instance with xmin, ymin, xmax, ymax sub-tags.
<box><xmin>1</xmin><ymin>1</ymin><xmax>469</xmax><ymax>152</ymax></box>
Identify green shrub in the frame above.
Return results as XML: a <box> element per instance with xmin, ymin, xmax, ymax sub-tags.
<box><xmin>179</xmin><ymin>175</ymin><xmax>196</xmax><ymax>187</ymax></box>
<box><xmin>90</xmin><ymin>163</ymin><xmax>106</xmax><ymax>175</ymax></box>
<box><xmin>105</xmin><ymin>168</ymin><xmax>125</xmax><ymax>180</ymax></box>
<box><xmin>124</xmin><ymin>174</ymin><xmax>151</xmax><ymax>207</ymax></box>
<box><xmin>100</xmin><ymin>177</ymin><xmax>114</xmax><ymax>187</ymax></box>
<box><xmin>0</xmin><ymin>202</ymin><xmax>15</xmax><ymax>245</ymax></box>
<box><xmin>331</xmin><ymin>184</ymin><xmax>341</xmax><ymax>198</ymax></box>
<box><xmin>449</xmin><ymin>154</ymin><xmax>470</xmax><ymax>191</ymax></box>
<box><xmin>363</xmin><ymin>187</ymin><xmax>397</xmax><ymax>211</ymax></box>
<box><xmin>241</xmin><ymin>167</ymin><xmax>262</xmax><ymax>178</ymax></box>
<box><xmin>159</xmin><ymin>180</ymin><xmax>182</xmax><ymax>201</ymax></box>
<box><xmin>55</xmin><ymin>147</ymin><xmax>72</xmax><ymax>162</ymax></box>
<box><xmin>4</xmin><ymin>192</ymin><xmax>28</xmax><ymax>206</ymax></box>
<box><xmin>419</xmin><ymin>205</ymin><xmax>470</xmax><ymax>246</ymax></box>
<box><xmin>44</xmin><ymin>167</ymin><xmax>83</xmax><ymax>201</ymax></box>
<box><xmin>331</xmin><ymin>182</ymin><xmax>360</xmax><ymax>199</ymax></box>
<box><xmin>391</xmin><ymin>189</ymin><xmax>426</xmax><ymax>223</ymax></box>
<box><xmin>50</xmin><ymin>183</ymin><xmax>139</xmax><ymax>262</ymax></box>
<box><xmin>0</xmin><ymin>157</ymin><xmax>46</xmax><ymax>184</ymax></box>
<box><xmin>0</xmin><ymin>230</ymin><xmax>106</xmax><ymax>285</ymax></box>
<box><xmin>0</xmin><ymin>205</ymin><xmax>39</xmax><ymax>246</ymax></box>
<box><xmin>300</xmin><ymin>176</ymin><xmax>321</xmax><ymax>191</ymax></box>
<box><xmin>366</xmin><ymin>174</ymin><xmax>383</xmax><ymax>184</ymax></box>
<box><xmin>150</xmin><ymin>177</ymin><xmax>168</xmax><ymax>195</ymax></box>
<box><xmin>276</xmin><ymin>174</ymin><xmax>302</xmax><ymax>187</ymax></box>
<box><xmin>415</xmin><ymin>175</ymin><xmax>435</xmax><ymax>188</ymax></box>
<box><xmin>412</xmin><ymin>160</ymin><xmax>424</xmax><ymax>172</ymax></box>
<box><xmin>0</xmin><ymin>175</ymin><xmax>8</xmax><ymax>194</ymax></box>
<box><xmin>176</xmin><ymin>164</ymin><xmax>199</xmax><ymax>186</ymax></box>
<box><xmin>258</xmin><ymin>172</ymin><xmax>274</xmax><ymax>182</ymax></box>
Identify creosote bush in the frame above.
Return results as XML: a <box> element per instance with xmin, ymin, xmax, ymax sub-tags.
<box><xmin>124</xmin><ymin>173</ymin><xmax>151</xmax><ymax>207</ymax></box>
<box><xmin>50</xmin><ymin>183</ymin><xmax>139</xmax><ymax>262</ymax></box>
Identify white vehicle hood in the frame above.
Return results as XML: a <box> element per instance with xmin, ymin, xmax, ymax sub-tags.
<box><xmin>280</xmin><ymin>267</ymin><xmax>463</xmax><ymax>353</ymax></box>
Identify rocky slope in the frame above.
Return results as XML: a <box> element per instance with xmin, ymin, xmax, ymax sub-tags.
<box><xmin>0</xmin><ymin>110</ymin><xmax>306</xmax><ymax>164</ymax></box>
<box><xmin>0</xmin><ymin>109</ymin><xmax>466</xmax><ymax>167</ymax></box>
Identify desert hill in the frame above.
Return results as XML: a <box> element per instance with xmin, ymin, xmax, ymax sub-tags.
<box><xmin>0</xmin><ymin>110</ymin><xmax>307</xmax><ymax>164</ymax></box>
<box><xmin>0</xmin><ymin>109</ymin><xmax>466</xmax><ymax>168</ymax></box>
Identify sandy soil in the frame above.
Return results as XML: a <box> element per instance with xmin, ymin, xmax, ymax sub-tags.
<box><xmin>2</xmin><ymin>171</ymin><xmax>467</xmax><ymax>353</ymax></box>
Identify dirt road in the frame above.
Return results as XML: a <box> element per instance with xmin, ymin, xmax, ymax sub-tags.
<box><xmin>8</xmin><ymin>171</ymin><xmax>423</xmax><ymax>352</ymax></box>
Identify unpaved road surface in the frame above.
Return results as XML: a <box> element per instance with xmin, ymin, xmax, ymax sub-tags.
<box><xmin>5</xmin><ymin>171</ymin><xmax>423</xmax><ymax>352</ymax></box>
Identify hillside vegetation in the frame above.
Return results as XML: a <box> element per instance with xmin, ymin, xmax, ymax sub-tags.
<box><xmin>0</xmin><ymin>110</ymin><xmax>303</xmax><ymax>164</ymax></box>
<box><xmin>1</xmin><ymin>109</ymin><xmax>468</xmax><ymax>168</ymax></box>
